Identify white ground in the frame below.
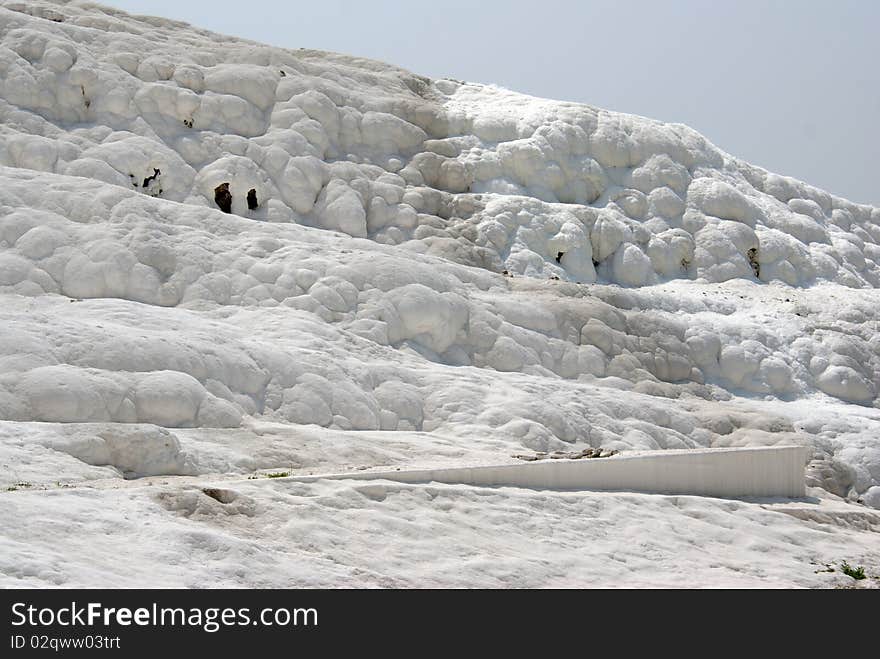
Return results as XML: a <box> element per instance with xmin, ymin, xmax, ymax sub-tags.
<box><xmin>0</xmin><ymin>0</ymin><xmax>878</xmax><ymax>588</ymax></box>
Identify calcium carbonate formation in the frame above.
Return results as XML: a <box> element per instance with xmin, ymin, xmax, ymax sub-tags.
<box><xmin>0</xmin><ymin>1</ymin><xmax>878</xmax><ymax>588</ymax></box>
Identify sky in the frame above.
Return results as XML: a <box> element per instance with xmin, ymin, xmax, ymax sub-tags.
<box><xmin>100</xmin><ymin>0</ymin><xmax>879</xmax><ymax>206</ymax></box>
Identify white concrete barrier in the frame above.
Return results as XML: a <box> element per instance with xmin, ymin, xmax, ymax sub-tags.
<box><xmin>291</xmin><ymin>446</ymin><xmax>809</xmax><ymax>498</ymax></box>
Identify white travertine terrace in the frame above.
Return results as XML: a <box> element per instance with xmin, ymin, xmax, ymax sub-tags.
<box><xmin>0</xmin><ymin>1</ymin><xmax>877</xmax><ymax>587</ymax></box>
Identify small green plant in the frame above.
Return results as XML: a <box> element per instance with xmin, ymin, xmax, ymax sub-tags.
<box><xmin>266</xmin><ymin>471</ymin><xmax>290</xmax><ymax>479</ymax></box>
<box><xmin>840</xmin><ymin>562</ymin><xmax>866</xmax><ymax>580</ymax></box>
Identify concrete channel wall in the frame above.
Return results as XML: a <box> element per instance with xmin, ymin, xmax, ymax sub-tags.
<box><xmin>291</xmin><ymin>446</ymin><xmax>809</xmax><ymax>498</ymax></box>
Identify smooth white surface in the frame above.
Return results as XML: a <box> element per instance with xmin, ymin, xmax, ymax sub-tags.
<box><xmin>292</xmin><ymin>446</ymin><xmax>810</xmax><ymax>498</ymax></box>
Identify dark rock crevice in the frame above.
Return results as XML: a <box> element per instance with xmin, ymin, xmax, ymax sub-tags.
<box><xmin>747</xmin><ymin>247</ymin><xmax>760</xmax><ymax>278</ymax></box>
<box><xmin>214</xmin><ymin>182</ymin><xmax>232</xmax><ymax>213</ymax></box>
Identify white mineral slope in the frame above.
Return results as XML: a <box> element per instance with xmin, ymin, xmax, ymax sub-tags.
<box><xmin>2</xmin><ymin>477</ymin><xmax>879</xmax><ymax>588</ymax></box>
<box><xmin>0</xmin><ymin>0</ymin><xmax>878</xmax><ymax>588</ymax></box>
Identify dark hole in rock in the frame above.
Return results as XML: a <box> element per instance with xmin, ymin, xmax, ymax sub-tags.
<box><xmin>556</xmin><ymin>251</ymin><xmax>564</xmax><ymax>263</ymax></box>
<box><xmin>202</xmin><ymin>487</ymin><xmax>237</xmax><ymax>504</ymax></box>
<box><xmin>142</xmin><ymin>168</ymin><xmax>160</xmax><ymax>188</ymax></box>
<box><xmin>279</xmin><ymin>70</ymin><xmax>286</xmax><ymax>77</ymax></box>
<box><xmin>247</xmin><ymin>188</ymin><xmax>259</xmax><ymax>210</ymax></box>
<box><xmin>747</xmin><ymin>247</ymin><xmax>760</xmax><ymax>278</ymax></box>
<box><xmin>214</xmin><ymin>182</ymin><xmax>232</xmax><ymax>213</ymax></box>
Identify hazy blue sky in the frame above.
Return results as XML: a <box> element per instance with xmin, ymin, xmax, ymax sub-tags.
<box><xmin>102</xmin><ymin>1</ymin><xmax>879</xmax><ymax>206</ymax></box>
